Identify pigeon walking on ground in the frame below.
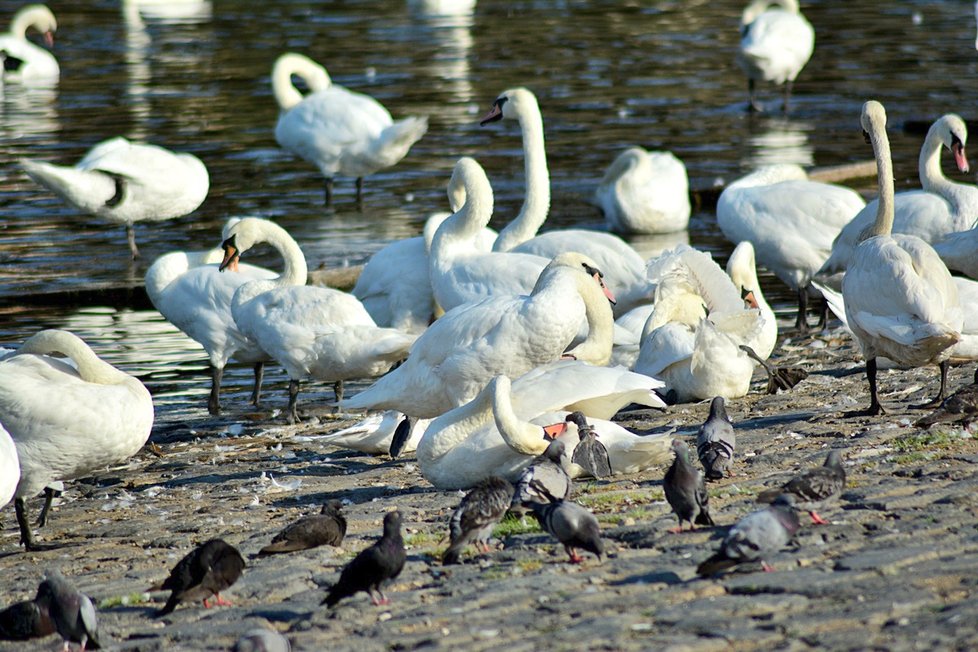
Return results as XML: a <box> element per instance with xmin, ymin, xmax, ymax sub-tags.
<box><xmin>566</xmin><ymin>411</ymin><xmax>612</xmax><ymax>478</ymax></box>
<box><xmin>757</xmin><ymin>450</ymin><xmax>846</xmax><ymax>525</ymax></box>
<box><xmin>696</xmin><ymin>494</ymin><xmax>800</xmax><ymax>576</ymax></box>
<box><xmin>322</xmin><ymin>510</ymin><xmax>406</xmax><ymax>607</ymax></box>
<box><xmin>916</xmin><ymin>367</ymin><xmax>978</xmax><ymax>428</ymax></box>
<box><xmin>697</xmin><ymin>396</ymin><xmax>736</xmax><ymax>480</ymax></box>
<box><xmin>528</xmin><ymin>482</ymin><xmax>604</xmax><ymax>563</ymax></box>
<box><xmin>33</xmin><ymin>572</ymin><xmax>101</xmax><ymax>651</ymax></box>
<box><xmin>258</xmin><ymin>501</ymin><xmax>347</xmax><ymax>555</ymax></box>
<box><xmin>150</xmin><ymin>538</ymin><xmax>245</xmax><ymax>616</ymax></box>
<box><xmin>443</xmin><ymin>476</ymin><xmax>514</xmax><ymax>565</ymax></box>
<box><xmin>232</xmin><ymin>627</ymin><xmax>292</xmax><ymax>652</ymax></box>
<box><xmin>510</xmin><ymin>439</ymin><xmax>572</xmax><ymax>516</ymax></box>
<box><xmin>664</xmin><ymin>439</ymin><xmax>714</xmax><ymax>533</ymax></box>
<box><xmin>0</xmin><ymin>598</ymin><xmax>55</xmax><ymax>642</ymax></box>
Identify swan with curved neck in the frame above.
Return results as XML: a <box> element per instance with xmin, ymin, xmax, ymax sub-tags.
<box><xmin>480</xmin><ymin>87</ymin><xmax>652</xmax><ymax>316</ymax></box>
<box><xmin>344</xmin><ymin>251</ymin><xmax>617</xmax><ymax>419</ymax></box>
<box><xmin>841</xmin><ymin>100</ymin><xmax>963</xmax><ymax>416</ymax></box>
<box><xmin>220</xmin><ymin>218</ymin><xmax>416</xmax><ymax>424</ymax></box>
<box><xmin>821</xmin><ymin>113</ymin><xmax>978</xmax><ymax>278</ymax></box>
<box><xmin>272</xmin><ymin>52</ymin><xmax>428</xmax><ymax>205</ymax></box>
<box><xmin>726</xmin><ymin>240</ymin><xmax>777</xmax><ymax>359</ymax></box>
<box><xmin>595</xmin><ymin>147</ymin><xmax>691</xmax><ymax>235</ymax></box>
<box><xmin>0</xmin><ymin>329</ymin><xmax>154</xmax><ymax>550</ymax></box>
<box><xmin>737</xmin><ymin>0</ymin><xmax>814</xmax><ymax>112</ymax></box>
<box><xmin>0</xmin><ymin>4</ymin><xmax>59</xmax><ymax>82</ymax></box>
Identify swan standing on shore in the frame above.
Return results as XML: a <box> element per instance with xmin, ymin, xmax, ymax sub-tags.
<box><xmin>0</xmin><ymin>330</ymin><xmax>154</xmax><ymax>550</ymax></box>
<box><xmin>20</xmin><ymin>137</ymin><xmax>209</xmax><ymax>259</ymax></box>
<box><xmin>842</xmin><ymin>101</ymin><xmax>962</xmax><ymax>416</ymax></box>
<box><xmin>737</xmin><ymin>0</ymin><xmax>814</xmax><ymax>112</ymax></box>
<box><xmin>0</xmin><ymin>4</ymin><xmax>59</xmax><ymax>83</ymax></box>
<box><xmin>595</xmin><ymin>147</ymin><xmax>690</xmax><ymax>235</ymax></box>
<box><xmin>272</xmin><ymin>52</ymin><xmax>428</xmax><ymax>206</ymax></box>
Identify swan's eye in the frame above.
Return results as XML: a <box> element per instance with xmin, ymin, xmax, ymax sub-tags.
<box><xmin>495</xmin><ymin>96</ymin><xmax>508</xmax><ymax>110</ymax></box>
<box><xmin>951</xmin><ymin>134</ymin><xmax>964</xmax><ymax>150</ymax></box>
<box><xmin>862</xmin><ymin>130</ymin><xmax>871</xmax><ymax>145</ymax></box>
<box><xmin>582</xmin><ymin>262</ymin><xmax>603</xmax><ymax>278</ymax></box>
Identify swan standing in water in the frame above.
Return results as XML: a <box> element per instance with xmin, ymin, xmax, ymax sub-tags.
<box><xmin>820</xmin><ymin>114</ymin><xmax>977</xmax><ymax>279</ymax></box>
<box><xmin>737</xmin><ymin>0</ymin><xmax>814</xmax><ymax>112</ymax></box>
<box><xmin>272</xmin><ymin>52</ymin><xmax>428</xmax><ymax>206</ymax></box>
<box><xmin>20</xmin><ymin>137</ymin><xmax>209</xmax><ymax>259</ymax></box>
<box><xmin>344</xmin><ymin>251</ymin><xmax>617</xmax><ymax>420</ymax></box>
<box><xmin>717</xmin><ymin>163</ymin><xmax>865</xmax><ymax>330</ymax></box>
<box><xmin>842</xmin><ymin>101</ymin><xmax>962</xmax><ymax>416</ymax></box>
<box><xmin>594</xmin><ymin>147</ymin><xmax>691</xmax><ymax>235</ymax></box>
<box><xmin>144</xmin><ymin>219</ymin><xmax>278</xmax><ymax>415</ymax></box>
<box><xmin>219</xmin><ymin>218</ymin><xmax>416</xmax><ymax>424</ymax></box>
<box><xmin>0</xmin><ymin>4</ymin><xmax>58</xmax><ymax>83</ymax></box>
<box><xmin>0</xmin><ymin>330</ymin><xmax>154</xmax><ymax>550</ymax></box>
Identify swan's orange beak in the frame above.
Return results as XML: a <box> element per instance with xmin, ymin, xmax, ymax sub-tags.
<box><xmin>219</xmin><ymin>240</ymin><xmax>239</xmax><ymax>272</ymax></box>
<box><xmin>952</xmin><ymin>141</ymin><xmax>970</xmax><ymax>173</ymax></box>
<box><xmin>542</xmin><ymin>422</ymin><xmax>568</xmax><ymax>440</ymax></box>
<box><xmin>743</xmin><ymin>290</ymin><xmax>759</xmax><ymax>310</ymax></box>
<box><xmin>479</xmin><ymin>99</ymin><xmax>505</xmax><ymax>126</ymax></box>
<box><xmin>594</xmin><ymin>273</ymin><xmax>616</xmax><ymax>305</ymax></box>
<box><xmin>44</xmin><ymin>31</ymin><xmax>54</xmax><ymax>48</ymax></box>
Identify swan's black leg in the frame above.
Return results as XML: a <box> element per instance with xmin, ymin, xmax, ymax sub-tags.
<box><xmin>127</xmin><ymin>224</ymin><xmax>140</xmax><ymax>259</ymax></box>
<box><xmin>846</xmin><ymin>358</ymin><xmax>885</xmax><ymax>417</ymax></box>
<box><xmin>287</xmin><ymin>379</ymin><xmax>301</xmax><ymax>424</ymax></box>
<box><xmin>325</xmin><ymin>178</ymin><xmax>334</xmax><ymax>206</ymax></box>
<box><xmin>795</xmin><ymin>286</ymin><xmax>809</xmax><ymax>332</ymax></box>
<box><xmin>333</xmin><ymin>380</ymin><xmax>344</xmax><ymax>404</ymax></box>
<box><xmin>208</xmin><ymin>364</ymin><xmax>223</xmax><ymax>415</ymax></box>
<box><xmin>251</xmin><ymin>362</ymin><xmax>265</xmax><ymax>406</ymax></box>
<box><xmin>911</xmin><ymin>360</ymin><xmax>950</xmax><ymax>410</ymax></box>
<box><xmin>356</xmin><ymin>177</ymin><xmax>364</xmax><ymax>209</ymax></box>
<box><xmin>37</xmin><ymin>486</ymin><xmax>59</xmax><ymax>527</ymax></box>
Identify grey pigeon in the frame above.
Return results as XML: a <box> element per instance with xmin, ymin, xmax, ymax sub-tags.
<box><xmin>443</xmin><ymin>476</ymin><xmax>514</xmax><ymax>565</ymax></box>
<box><xmin>566</xmin><ymin>412</ymin><xmax>612</xmax><ymax>479</ymax></box>
<box><xmin>696</xmin><ymin>494</ymin><xmax>800</xmax><ymax>576</ymax></box>
<box><xmin>232</xmin><ymin>627</ymin><xmax>291</xmax><ymax>652</ymax></box>
<box><xmin>33</xmin><ymin>572</ymin><xmax>101</xmax><ymax>651</ymax></box>
<box><xmin>0</xmin><ymin>598</ymin><xmax>55</xmax><ymax>642</ymax></box>
<box><xmin>258</xmin><ymin>500</ymin><xmax>347</xmax><ymax>555</ymax></box>
<box><xmin>511</xmin><ymin>439</ymin><xmax>572</xmax><ymax>515</ymax></box>
<box><xmin>322</xmin><ymin>510</ymin><xmax>406</xmax><ymax>607</ymax></box>
<box><xmin>150</xmin><ymin>538</ymin><xmax>246</xmax><ymax>616</ymax></box>
<box><xmin>528</xmin><ymin>481</ymin><xmax>604</xmax><ymax>563</ymax></box>
<box><xmin>697</xmin><ymin>396</ymin><xmax>735</xmax><ymax>480</ymax></box>
<box><xmin>757</xmin><ymin>450</ymin><xmax>846</xmax><ymax>525</ymax></box>
<box><xmin>663</xmin><ymin>439</ymin><xmax>714</xmax><ymax>533</ymax></box>
<box><xmin>916</xmin><ymin>367</ymin><xmax>978</xmax><ymax>428</ymax></box>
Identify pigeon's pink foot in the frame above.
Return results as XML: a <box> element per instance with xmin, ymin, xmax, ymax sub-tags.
<box><xmin>809</xmin><ymin>511</ymin><xmax>830</xmax><ymax>525</ymax></box>
<box><xmin>761</xmin><ymin>562</ymin><xmax>774</xmax><ymax>572</ymax></box>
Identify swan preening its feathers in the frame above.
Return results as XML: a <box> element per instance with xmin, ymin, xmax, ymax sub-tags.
<box><xmin>20</xmin><ymin>137</ymin><xmax>210</xmax><ymax>258</ymax></box>
<box><xmin>595</xmin><ymin>147</ymin><xmax>691</xmax><ymax>236</ymax></box>
<box><xmin>737</xmin><ymin>0</ymin><xmax>814</xmax><ymax>112</ymax></box>
<box><xmin>272</xmin><ymin>52</ymin><xmax>429</xmax><ymax>205</ymax></box>
<box><xmin>0</xmin><ymin>4</ymin><xmax>59</xmax><ymax>83</ymax></box>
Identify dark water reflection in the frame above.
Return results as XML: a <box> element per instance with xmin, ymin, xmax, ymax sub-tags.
<box><xmin>1</xmin><ymin>0</ymin><xmax>976</xmax><ymax>420</ymax></box>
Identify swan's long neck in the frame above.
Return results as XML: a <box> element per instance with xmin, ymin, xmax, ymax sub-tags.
<box><xmin>918</xmin><ymin>123</ymin><xmax>954</xmax><ymax>198</ymax></box>
<box><xmin>564</xmin><ymin>274</ymin><xmax>614</xmax><ymax>365</ymax></box>
<box><xmin>272</xmin><ymin>55</ymin><xmax>331</xmax><ymax>111</ymax></box>
<box><xmin>865</xmin><ymin>117</ymin><xmax>896</xmax><ymax>240</ymax></box>
<box><xmin>11</xmin><ymin>7</ymin><xmax>54</xmax><ymax>39</ymax></box>
<box><xmin>491</xmin><ymin>377</ymin><xmax>549</xmax><ymax>456</ymax></box>
<box><xmin>430</xmin><ymin>162</ymin><xmax>494</xmax><ymax>257</ymax></box>
<box><xmin>492</xmin><ymin>101</ymin><xmax>550</xmax><ymax>253</ymax></box>
<box><xmin>262</xmin><ymin>223</ymin><xmax>308</xmax><ymax>287</ymax></box>
<box><xmin>420</xmin><ymin>382</ymin><xmax>495</xmax><ymax>460</ymax></box>
<box><xmin>17</xmin><ymin>330</ymin><xmax>129</xmax><ymax>385</ymax></box>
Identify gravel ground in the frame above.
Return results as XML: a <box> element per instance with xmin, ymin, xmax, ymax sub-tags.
<box><xmin>2</xmin><ymin>323</ymin><xmax>978</xmax><ymax>651</ymax></box>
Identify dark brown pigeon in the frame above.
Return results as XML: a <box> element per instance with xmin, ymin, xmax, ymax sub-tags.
<box><xmin>757</xmin><ymin>450</ymin><xmax>845</xmax><ymax>525</ymax></box>
<box><xmin>258</xmin><ymin>500</ymin><xmax>347</xmax><ymax>555</ymax></box>
<box><xmin>527</xmin><ymin>481</ymin><xmax>603</xmax><ymax>564</ymax></box>
<box><xmin>0</xmin><ymin>598</ymin><xmax>55</xmax><ymax>642</ymax></box>
<box><xmin>565</xmin><ymin>411</ymin><xmax>612</xmax><ymax>479</ymax></box>
<box><xmin>322</xmin><ymin>510</ymin><xmax>405</xmax><ymax>607</ymax></box>
<box><xmin>697</xmin><ymin>396</ymin><xmax>735</xmax><ymax>480</ymax></box>
<box><xmin>697</xmin><ymin>494</ymin><xmax>800</xmax><ymax>576</ymax></box>
<box><xmin>150</xmin><ymin>538</ymin><xmax>245</xmax><ymax>616</ymax></box>
<box><xmin>443</xmin><ymin>476</ymin><xmax>514</xmax><ymax>565</ymax></box>
<box><xmin>33</xmin><ymin>572</ymin><xmax>101</xmax><ymax>651</ymax></box>
<box><xmin>916</xmin><ymin>367</ymin><xmax>978</xmax><ymax>428</ymax></box>
<box><xmin>664</xmin><ymin>439</ymin><xmax>714</xmax><ymax>533</ymax></box>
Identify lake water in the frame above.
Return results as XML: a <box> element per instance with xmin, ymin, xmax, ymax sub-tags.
<box><xmin>1</xmin><ymin>0</ymin><xmax>976</xmax><ymax>420</ymax></box>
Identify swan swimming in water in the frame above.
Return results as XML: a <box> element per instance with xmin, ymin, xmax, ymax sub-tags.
<box><xmin>0</xmin><ymin>4</ymin><xmax>59</xmax><ymax>84</ymax></box>
<box><xmin>594</xmin><ymin>147</ymin><xmax>691</xmax><ymax>236</ymax></box>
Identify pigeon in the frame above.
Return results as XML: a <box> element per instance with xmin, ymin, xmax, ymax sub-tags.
<box><xmin>0</xmin><ymin>599</ymin><xmax>55</xmax><ymax>642</ymax></box>
<box><xmin>757</xmin><ymin>450</ymin><xmax>846</xmax><ymax>525</ymax></box>
<box><xmin>150</xmin><ymin>538</ymin><xmax>246</xmax><ymax>616</ymax></box>
<box><xmin>916</xmin><ymin>367</ymin><xmax>978</xmax><ymax>428</ymax></box>
<box><xmin>232</xmin><ymin>627</ymin><xmax>292</xmax><ymax>652</ymax></box>
<box><xmin>696</xmin><ymin>494</ymin><xmax>800</xmax><ymax>576</ymax></box>
<box><xmin>528</xmin><ymin>481</ymin><xmax>604</xmax><ymax>563</ymax></box>
<box><xmin>258</xmin><ymin>500</ymin><xmax>347</xmax><ymax>555</ymax></box>
<box><xmin>510</xmin><ymin>439</ymin><xmax>572</xmax><ymax>516</ymax></box>
<box><xmin>443</xmin><ymin>476</ymin><xmax>514</xmax><ymax>565</ymax></box>
<box><xmin>566</xmin><ymin>411</ymin><xmax>612</xmax><ymax>478</ymax></box>
<box><xmin>322</xmin><ymin>510</ymin><xmax>406</xmax><ymax>607</ymax></box>
<box><xmin>33</xmin><ymin>572</ymin><xmax>101</xmax><ymax>651</ymax></box>
<box><xmin>663</xmin><ymin>439</ymin><xmax>714</xmax><ymax>533</ymax></box>
<box><xmin>697</xmin><ymin>396</ymin><xmax>735</xmax><ymax>480</ymax></box>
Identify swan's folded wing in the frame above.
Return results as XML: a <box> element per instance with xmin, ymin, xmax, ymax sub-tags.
<box><xmin>635</xmin><ymin>322</ymin><xmax>695</xmax><ymax>377</ymax></box>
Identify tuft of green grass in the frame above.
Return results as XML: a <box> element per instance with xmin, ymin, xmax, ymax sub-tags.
<box><xmin>492</xmin><ymin>513</ymin><xmax>542</xmax><ymax>537</ymax></box>
<box><xmin>578</xmin><ymin>489</ymin><xmax>662</xmax><ymax>510</ymax></box>
<box><xmin>99</xmin><ymin>592</ymin><xmax>152</xmax><ymax>609</ymax></box>
<box><xmin>515</xmin><ymin>558</ymin><xmax>543</xmax><ymax>573</ymax></box>
<box><xmin>892</xmin><ymin>430</ymin><xmax>955</xmax><ymax>454</ymax></box>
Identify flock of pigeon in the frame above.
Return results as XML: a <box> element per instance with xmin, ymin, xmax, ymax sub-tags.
<box><xmin>2</xmin><ymin>1</ymin><xmax>978</xmax><ymax>650</ymax></box>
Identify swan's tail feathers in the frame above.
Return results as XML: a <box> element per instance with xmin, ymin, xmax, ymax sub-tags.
<box><xmin>609</xmin><ymin>431</ymin><xmax>672</xmax><ymax>475</ymax></box>
<box><xmin>373</xmin><ymin>116</ymin><xmax>429</xmax><ymax>167</ymax></box>
<box><xmin>812</xmin><ymin>281</ymin><xmax>847</xmax><ymax>328</ymax></box>
<box><xmin>317</xmin><ymin>411</ymin><xmax>403</xmax><ymax>455</ymax></box>
<box><xmin>20</xmin><ymin>158</ymin><xmax>119</xmax><ymax>214</ymax></box>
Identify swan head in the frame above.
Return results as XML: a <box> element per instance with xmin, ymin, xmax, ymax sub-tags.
<box><xmin>541</xmin><ymin>252</ymin><xmax>617</xmax><ymax>305</ymax></box>
<box><xmin>219</xmin><ymin>217</ymin><xmax>283</xmax><ymax>272</ymax></box>
<box><xmin>11</xmin><ymin>5</ymin><xmax>56</xmax><ymax>45</ymax></box>
<box><xmin>272</xmin><ymin>53</ymin><xmax>331</xmax><ymax>110</ymax></box>
<box><xmin>860</xmin><ymin>100</ymin><xmax>886</xmax><ymax>138</ymax></box>
<box><xmin>479</xmin><ymin>87</ymin><xmax>539</xmax><ymax>126</ymax></box>
<box><xmin>600</xmin><ymin>147</ymin><xmax>646</xmax><ymax>183</ymax></box>
<box><xmin>930</xmin><ymin>114</ymin><xmax>970</xmax><ymax>173</ymax></box>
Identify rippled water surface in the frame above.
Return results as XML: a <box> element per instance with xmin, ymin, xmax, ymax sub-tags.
<box><xmin>2</xmin><ymin>0</ymin><xmax>976</xmax><ymax>419</ymax></box>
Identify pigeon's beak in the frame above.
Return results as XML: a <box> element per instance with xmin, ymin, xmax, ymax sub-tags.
<box><xmin>542</xmin><ymin>422</ymin><xmax>568</xmax><ymax>440</ymax></box>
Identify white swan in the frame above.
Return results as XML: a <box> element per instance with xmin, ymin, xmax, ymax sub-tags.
<box><xmin>144</xmin><ymin>220</ymin><xmax>278</xmax><ymax>415</ymax></box>
<box><xmin>480</xmin><ymin>87</ymin><xmax>652</xmax><ymax>316</ymax></box>
<box><xmin>343</xmin><ymin>251</ymin><xmax>616</xmax><ymax>419</ymax></box>
<box><xmin>0</xmin><ymin>329</ymin><xmax>154</xmax><ymax>549</ymax></box>
<box><xmin>634</xmin><ymin>247</ymin><xmax>766</xmax><ymax>402</ymax></box>
<box><xmin>220</xmin><ymin>218</ymin><xmax>416</xmax><ymax>424</ymax></box>
<box><xmin>0</xmin><ymin>4</ymin><xmax>58</xmax><ymax>84</ymax></box>
<box><xmin>595</xmin><ymin>147</ymin><xmax>691</xmax><ymax>235</ymax></box>
<box><xmin>726</xmin><ymin>240</ymin><xmax>778</xmax><ymax>359</ymax></box>
<box><xmin>717</xmin><ymin>163</ymin><xmax>865</xmax><ymax>330</ymax></box>
<box><xmin>272</xmin><ymin>52</ymin><xmax>428</xmax><ymax>205</ymax></box>
<box><xmin>0</xmin><ymin>424</ymin><xmax>19</xmax><ymax>510</ymax></box>
<box><xmin>737</xmin><ymin>0</ymin><xmax>814</xmax><ymax>112</ymax></box>
<box><xmin>932</xmin><ymin>227</ymin><xmax>978</xmax><ymax>281</ymax></box>
<box><xmin>20</xmin><ymin>137</ymin><xmax>209</xmax><ymax>258</ymax></box>
<box><xmin>820</xmin><ymin>114</ymin><xmax>978</xmax><ymax>278</ymax></box>
<box><xmin>417</xmin><ymin>375</ymin><xmax>671</xmax><ymax>490</ymax></box>
<box><xmin>841</xmin><ymin>101</ymin><xmax>963</xmax><ymax>416</ymax></box>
